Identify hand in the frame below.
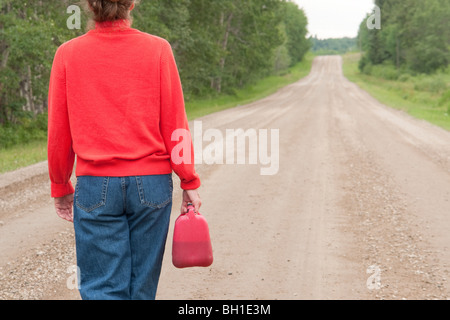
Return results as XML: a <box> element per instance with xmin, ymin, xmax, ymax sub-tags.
<box><xmin>181</xmin><ymin>189</ymin><xmax>201</xmax><ymax>214</ymax></box>
<box><xmin>54</xmin><ymin>193</ymin><xmax>74</xmax><ymax>222</ymax></box>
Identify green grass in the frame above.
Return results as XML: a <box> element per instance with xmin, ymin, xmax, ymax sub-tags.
<box><xmin>0</xmin><ymin>53</ymin><xmax>314</xmax><ymax>174</ymax></box>
<box><xmin>342</xmin><ymin>52</ymin><xmax>450</xmax><ymax>131</ymax></box>
<box><xmin>0</xmin><ymin>139</ymin><xmax>48</xmax><ymax>174</ymax></box>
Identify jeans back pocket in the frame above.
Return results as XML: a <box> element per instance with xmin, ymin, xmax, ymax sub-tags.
<box><xmin>75</xmin><ymin>177</ymin><xmax>109</xmax><ymax>213</ymax></box>
<box><xmin>135</xmin><ymin>175</ymin><xmax>173</xmax><ymax>209</ymax></box>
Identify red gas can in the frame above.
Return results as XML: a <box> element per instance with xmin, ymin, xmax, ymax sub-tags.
<box><xmin>172</xmin><ymin>205</ymin><xmax>213</xmax><ymax>268</ymax></box>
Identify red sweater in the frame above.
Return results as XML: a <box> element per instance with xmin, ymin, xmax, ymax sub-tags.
<box><xmin>48</xmin><ymin>19</ymin><xmax>200</xmax><ymax>198</ymax></box>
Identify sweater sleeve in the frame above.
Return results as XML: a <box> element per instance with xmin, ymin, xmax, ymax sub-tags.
<box><xmin>160</xmin><ymin>41</ymin><xmax>201</xmax><ymax>190</ymax></box>
<box><xmin>47</xmin><ymin>45</ymin><xmax>75</xmax><ymax>198</ymax></box>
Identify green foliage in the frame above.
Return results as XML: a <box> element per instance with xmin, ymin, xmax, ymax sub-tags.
<box><xmin>310</xmin><ymin>37</ymin><xmax>357</xmax><ymax>55</ymax></box>
<box><xmin>344</xmin><ymin>53</ymin><xmax>450</xmax><ymax>131</ymax></box>
<box><xmin>0</xmin><ymin>0</ymin><xmax>83</xmax><ymax>125</ymax></box>
<box><xmin>0</xmin><ymin>0</ymin><xmax>310</xmax><ymax>149</ymax></box>
<box><xmin>0</xmin><ymin>113</ymin><xmax>47</xmax><ymax>149</ymax></box>
<box><xmin>283</xmin><ymin>1</ymin><xmax>310</xmax><ymax>64</ymax></box>
<box><xmin>413</xmin><ymin>75</ymin><xmax>448</xmax><ymax>93</ymax></box>
<box><xmin>0</xmin><ymin>139</ymin><xmax>47</xmax><ymax>173</ymax></box>
<box><xmin>358</xmin><ymin>0</ymin><xmax>450</xmax><ymax>74</ymax></box>
<box><xmin>439</xmin><ymin>90</ymin><xmax>450</xmax><ymax>114</ymax></box>
<box><xmin>362</xmin><ymin>61</ymin><xmax>401</xmax><ymax>80</ymax></box>
<box><xmin>133</xmin><ymin>0</ymin><xmax>309</xmax><ymax>97</ymax></box>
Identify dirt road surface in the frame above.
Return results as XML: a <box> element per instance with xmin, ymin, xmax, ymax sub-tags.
<box><xmin>1</xmin><ymin>56</ymin><xmax>450</xmax><ymax>300</ymax></box>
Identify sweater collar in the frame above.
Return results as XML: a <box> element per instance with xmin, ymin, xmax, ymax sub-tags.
<box><xmin>94</xmin><ymin>19</ymin><xmax>132</xmax><ymax>32</ymax></box>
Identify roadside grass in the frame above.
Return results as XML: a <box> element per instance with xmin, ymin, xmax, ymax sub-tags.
<box><xmin>0</xmin><ymin>140</ymin><xmax>48</xmax><ymax>174</ymax></box>
<box><xmin>0</xmin><ymin>53</ymin><xmax>314</xmax><ymax>173</ymax></box>
<box><xmin>342</xmin><ymin>52</ymin><xmax>450</xmax><ymax>131</ymax></box>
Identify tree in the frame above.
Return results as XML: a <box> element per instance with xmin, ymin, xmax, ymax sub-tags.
<box><xmin>0</xmin><ymin>0</ymin><xmax>82</xmax><ymax>124</ymax></box>
<box><xmin>182</xmin><ymin>0</ymin><xmax>288</xmax><ymax>95</ymax></box>
<box><xmin>406</xmin><ymin>0</ymin><xmax>450</xmax><ymax>73</ymax></box>
<box><xmin>282</xmin><ymin>1</ymin><xmax>310</xmax><ymax>65</ymax></box>
<box><xmin>358</xmin><ymin>0</ymin><xmax>450</xmax><ymax>74</ymax></box>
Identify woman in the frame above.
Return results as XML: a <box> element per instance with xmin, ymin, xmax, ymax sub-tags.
<box><xmin>48</xmin><ymin>0</ymin><xmax>201</xmax><ymax>300</ymax></box>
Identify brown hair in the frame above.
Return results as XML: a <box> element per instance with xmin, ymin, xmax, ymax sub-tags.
<box><xmin>83</xmin><ymin>0</ymin><xmax>137</xmax><ymax>23</ymax></box>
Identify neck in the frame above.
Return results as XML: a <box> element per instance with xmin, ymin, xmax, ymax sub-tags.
<box><xmin>94</xmin><ymin>19</ymin><xmax>132</xmax><ymax>32</ymax></box>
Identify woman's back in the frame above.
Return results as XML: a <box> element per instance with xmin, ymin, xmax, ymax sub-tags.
<box><xmin>48</xmin><ymin>19</ymin><xmax>200</xmax><ymax>195</ymax></box>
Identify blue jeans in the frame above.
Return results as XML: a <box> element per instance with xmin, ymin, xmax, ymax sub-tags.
<box><xmin>73</xmin><ymin>174</ymin><xmax>173</xmax><ymax>300</ymax></box>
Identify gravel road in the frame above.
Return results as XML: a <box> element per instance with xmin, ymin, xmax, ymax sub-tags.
<box><xmin>1</xmin><ymin>56</ymin><xmax>450</xmax><ymax>300</ymax></box>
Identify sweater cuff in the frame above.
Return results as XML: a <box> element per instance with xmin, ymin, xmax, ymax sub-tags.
<box><xmin>180</xmin><ymin>177</ymin><xmax>201</xmax><ymax>190</ymax></box>
<box><xmin>51</xmin><ymin>181</ymin><xmax>75</xmax><ymax>198</ymax></box>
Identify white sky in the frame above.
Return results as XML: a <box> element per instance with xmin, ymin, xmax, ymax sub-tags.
<box><xmin>293</xmin><ymin>0</ymin><xmax>375</xmax><ymax>39</ymax></box>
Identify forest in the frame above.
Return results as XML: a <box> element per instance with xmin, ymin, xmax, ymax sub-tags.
<box><xmin>357</xmin><ymin>0</ymin><xmax>449</xmax><ymax>75</ymax></box>
<box><xmin>309</xmin><ymin>36</ymin><xmax>357</xmax><ymax>55</ymax></box>
<box><xmin>0</xmin><ymin>0</ymin><xmax>310</xmax><ymax>148</ymax></box>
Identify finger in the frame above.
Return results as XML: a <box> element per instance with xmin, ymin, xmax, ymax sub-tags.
<box><xmin>57</xmin><ymin>209</ymin><xmax>72</xmax><ymax>222</ymax></box>
<box><xmin>193</xmin><ymin>199</ymin><xmax>201</xmax><ymax>213</ymax></box>
<box><xmin>180</xmin><ymin>202</ymin><xmax>188</xmax><ymax>214</ymax></box>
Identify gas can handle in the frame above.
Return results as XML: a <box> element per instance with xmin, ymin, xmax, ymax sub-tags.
<box><xmin>186</xmin><ymin>203</ymin><xmax>197</xmax><ymax>216</ymax></box>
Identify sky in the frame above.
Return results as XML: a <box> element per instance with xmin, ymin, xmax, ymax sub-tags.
<box><xmin>293</xmin><ymin>0</ymin><xmax>376</xmax><ymax>39</ymax></box>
